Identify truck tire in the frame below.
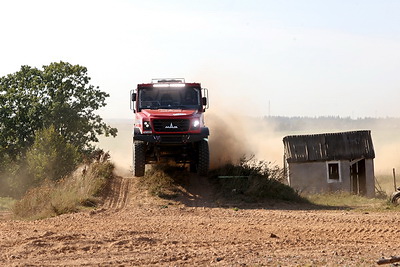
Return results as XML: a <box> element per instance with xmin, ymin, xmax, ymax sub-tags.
<box><xmin>391</xmin><ymin>191</ymin><xmax>400</xmax><ymax>205</ymax></box>
<box><xmin>133</xmin><ymin>141</ymin><xmax>146</xmax><ymax>177</ymax></box>
<box><xmin>197</xmin><ymin>140</ymin><xmax>209</xmax><ymax>176</ymax></box>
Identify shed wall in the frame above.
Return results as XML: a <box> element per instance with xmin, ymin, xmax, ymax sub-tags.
<box><xmin>364</xmin><ymin>159</ymin><xmax>375</xmax><ymax>197</ymax></box>
<box><xmin>288</xmin><ymin>160</ymin><xmax>351</xmax><ymax>194</ymax></box>
<box><xmin>288</xmin><ymin>159</ymin><xmax>375</xmax><ymax>197</ymax></box>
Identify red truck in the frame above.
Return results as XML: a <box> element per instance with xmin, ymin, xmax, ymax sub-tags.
<box><xmin>130</xmin><ymin>78</ymin><xmax>210</xmax><ymax>177</ymax></box>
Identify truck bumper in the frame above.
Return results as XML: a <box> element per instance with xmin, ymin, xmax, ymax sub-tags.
<box><xmin>133</xmin><ymin>127</ymin><xmax>209</xmax><ymax>144</ymax></box>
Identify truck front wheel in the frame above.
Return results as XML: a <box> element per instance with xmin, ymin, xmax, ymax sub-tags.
<box><xmin>133</xmin><ymin>141</ymin><xmax>146</xmax><ymax>177</ymax></box>
<box><xmin>197</xmin><ymin>140</ymin><xmax>209</xmax><ymax>176</ymax></box>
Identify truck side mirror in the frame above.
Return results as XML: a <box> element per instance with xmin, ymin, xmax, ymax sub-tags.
<box><xmin>130</xmin><ymin>90</ymin><xmax>137</xmax><ymax>112</ymax></box>
<box><xmin>201</xmin><ymin>88</ymin><xmax>209</xmax><ymax>109</ymax></box>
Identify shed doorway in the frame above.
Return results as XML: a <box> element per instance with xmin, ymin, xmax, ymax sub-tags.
<box><xmin>350</xmin><ymin>159</ymin><xmax>366</xmax><ymax>196</ymax></box>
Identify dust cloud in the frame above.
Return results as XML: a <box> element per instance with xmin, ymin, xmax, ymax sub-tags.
<box><xmin>98</xmin><ymin>120</ymin><xmax>133</xmax><ymax>176</ymax></box>
<box><xmin>98</xmin><ymin>108</ymin><xmax>400</xmax><ymax>177</ymax></box>
<box><xmin>368</xmin><ymin>130</ymin><xmax>400</xmax><ymax>175</ymax></box>
<box><xmin>207</xmin><ymin>109</ymin><xmax>283</xmax><ymax>169</ymax></box>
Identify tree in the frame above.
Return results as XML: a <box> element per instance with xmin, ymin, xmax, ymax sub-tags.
<box><xmin>0</xmin><ymin>61</ymin><xmax>117</xmax><ymax>167</ymax></box>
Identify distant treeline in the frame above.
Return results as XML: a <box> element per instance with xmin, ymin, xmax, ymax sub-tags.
<box><xmin>263</xmin><ymin>116</ymin><xmax>400</xmax><ymax>132</ymax></box>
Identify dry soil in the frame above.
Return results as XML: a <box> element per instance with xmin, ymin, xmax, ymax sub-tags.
<box><xmin>1</xmin><ymin>175</ymin><xmax>399</xmax><ymax>266</ymax></box>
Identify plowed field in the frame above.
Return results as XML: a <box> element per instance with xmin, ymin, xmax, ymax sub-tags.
<box><xmin>1</xmin><ymin>176</ymin><xmax>399</xmax><ymax>266</ymax></box>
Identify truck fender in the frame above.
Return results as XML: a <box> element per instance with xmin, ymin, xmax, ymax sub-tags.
<box><xmin>201</xmin><ymin>127</ymin><xmax>210</xmax><ymax>136</ymax></box>
<box><xmin>133</xmin><ymin>127</ymin><xmax>141</xmax><ymax>136</ymax></box>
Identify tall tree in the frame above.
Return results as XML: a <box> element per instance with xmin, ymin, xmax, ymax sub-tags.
<box><xmin>0</xmin><ymin>61</ymin><xmax>117</xmax><ymax>165</ymax></box>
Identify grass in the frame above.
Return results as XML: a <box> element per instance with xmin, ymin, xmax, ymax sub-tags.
<box><xmin>0</xmin><ymin>197</ymin><xmax>15</xmax><ymax>211</ymax></box>
<box><xmin>12</xmin><ymin>160</ymin><xmax>114</xmax><ymax>220</ymax></box>
<box><xmin>302</xmin><ymin>174</ymin><xmax>400</xmax><ymax>211</ymax></box>
<box><xmin>305</xmin><ymin>191</ymin><xmax>400</xmax><ymax>211</ymax></box>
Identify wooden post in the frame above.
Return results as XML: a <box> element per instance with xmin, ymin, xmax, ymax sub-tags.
<box><xmin>393</xmin><ymin>168</ymin><xmax>397</xmax><ymax>191</ymax></box>
<box><xmin>377</xmin><ymin>255</ymin><xmax>400</xmax><ymax>265</ymax></box>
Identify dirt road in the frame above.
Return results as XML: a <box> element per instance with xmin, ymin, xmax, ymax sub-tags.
<box><xmin>1</xmin><ymin>176</ymin><xmax>399</xmax><ymax>266</ymax></box>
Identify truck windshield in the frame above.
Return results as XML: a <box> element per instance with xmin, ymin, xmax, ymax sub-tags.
<box><xmin>138</xmin><ymin>86</ymin><xmax>201</xmax><ymax>110</ymax></box>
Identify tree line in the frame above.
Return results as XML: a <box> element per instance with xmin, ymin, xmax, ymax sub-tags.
<box><xmin>264</xmin><ymin>116</ymin><xmax>400</xmax><ymax>132</ymax></box>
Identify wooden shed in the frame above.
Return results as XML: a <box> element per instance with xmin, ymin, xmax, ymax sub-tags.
<box><xmin>283</xmin><ymin>130</ymin><xmax>375</xmax><ymax>197</ymax></box>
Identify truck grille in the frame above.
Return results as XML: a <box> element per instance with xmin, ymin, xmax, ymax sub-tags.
<box><xmin>153</xmin><ymin>119</ymin><xmax>190</xmax><ymax>132</ymax></box>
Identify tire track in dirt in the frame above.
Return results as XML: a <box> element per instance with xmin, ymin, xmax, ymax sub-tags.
<box><xmin>102</xmin><ymin>176</ymin><xmax>132</xmax><ymax>211</ymax></box>
<box><xmin>266</xmin><ymin>210</ymin><xmax>400</xmax><ymax>244</ymax></box>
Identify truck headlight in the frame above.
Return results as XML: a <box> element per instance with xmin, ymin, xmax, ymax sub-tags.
<box><xmin>192</xmin><ymin>119</ymin><xmax>200</xmax><ymax>130</ymax></box>
<box><xmin>143</xmin><ymin>121</ymin><xmax>151</xmax><ymax>130</ymax></box>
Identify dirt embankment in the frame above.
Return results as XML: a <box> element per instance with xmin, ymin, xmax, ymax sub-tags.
<box><xmin>1</xmin><ymin>176</ymin><xmax>399</xmax><ymax>266</ymax></box>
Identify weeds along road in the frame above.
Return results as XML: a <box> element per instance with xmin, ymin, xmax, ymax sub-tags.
<box><xmin>1</xmin><ymin>176</ymin><xmax>400</xmax><ymax>266</ymax></box>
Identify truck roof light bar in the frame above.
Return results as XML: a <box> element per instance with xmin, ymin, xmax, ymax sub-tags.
<box><xmin>151</xmin><ymin>78</ymin><xmax>185</xmax><ymax>84</ymax></box>
<box><xmin>153</xmin><ymin>83</ymin><xmax>186</xmax><ymax>88</ymax></box>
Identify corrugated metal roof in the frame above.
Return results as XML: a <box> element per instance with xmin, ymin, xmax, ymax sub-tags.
<box><xmin>283</xmin><ymin>130</ymin><xmax>375</xmax><ymax>163</ymax></box>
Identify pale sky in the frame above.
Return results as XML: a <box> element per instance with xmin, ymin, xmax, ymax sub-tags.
<box><xmin>1</xmin><ymin>0</ymin><xmax>400</xmax><ymax>119</ymax></box>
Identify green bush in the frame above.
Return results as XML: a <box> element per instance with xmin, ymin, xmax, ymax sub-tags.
<box><xmin>26</xmin><ymin>126</ymin><xmax>81</xmax><ymax>184</ymax></box>
<box><xmin>210</xmin><ymin>156</ymin><xmax>306</xmax><ymax>203</ymax></box>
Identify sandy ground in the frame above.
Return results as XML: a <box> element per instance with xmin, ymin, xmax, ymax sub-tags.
<box><xmin>1</xmin><ymin>176</ymin><xmax>400</xmax><ymax>266</ymax></box>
